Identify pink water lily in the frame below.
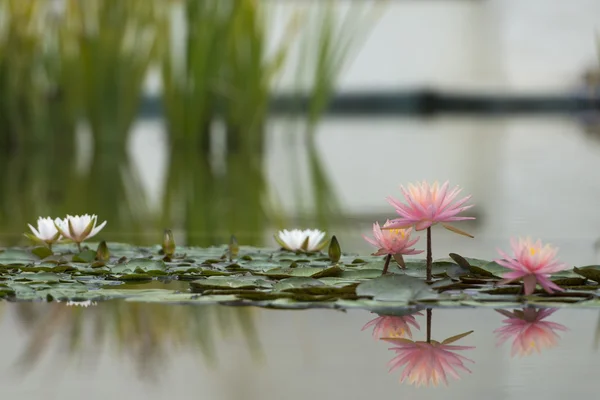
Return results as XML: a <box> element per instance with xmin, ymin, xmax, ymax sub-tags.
<box><xmin>362</xmin><ymin>312</ymin><xmax>423</xmax><ymax>340</ymax></box>
<box><xmin>496</xmin><ymin>237</ymin><xmax>568</xmax><ymax>295</ymax></box>
<box><xmin>385</xmin><ymin>181</ymin><xmax>474</xmax><ymax>234</ymax></box>
<box><xmin>363</xmin><ymin>220</ymin><xmax>423</xmax><ymax>257</ymax></box>
<box><xmin>494</xmin><ymin>308</ymin><xmax>567</xmax><ymax>357</ymax></box>
<box><xmin>383</xmin><ymin>332</ymin><xmax>475</xmax><ymax>387</ymax></box>
<box><xmin>384</xmin><ymin>181</ymin><xmax>474</xmax><ymax>281</ymax></box>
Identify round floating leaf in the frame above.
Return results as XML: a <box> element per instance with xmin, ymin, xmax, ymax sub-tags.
<box><xmin>273</xmin><ymin>277</ymin><xmax>325</xmax><ymax>291</ymax></box>
<box><xmin>190</xmin><ymin>276</ymin><xmax>273</xmax><ymax>292</ymax></box>
<box><xmin>72</xmin><ymin>250</ymin><xmax>97</xmax><ymax>263</ymax></box>
<box><xmin>340</xmin><ymin>269</ymin><xmax>383</xmax><ymax>280</ymax></box>
<box><xmin>356</xmin><ymin>274</ymin><xmax>438</xmax><ymax>302</ymax></box>
<box><xmin>110</xmin><ymin>259</ymin><xmax>166</xmax><ymax>274</ymax></box>
<box><xmin>574</xmin><ymin>266</ymin><xmax>600</xmax><ymax>283</ymax></box>
<box><xmin>259</xmin><ymin>265</ymin><xmax>343</xmax><ymax>279</ymax></box>
<box><xmin>32</xmin><ymin>246</ymin><xmax>53</xmax><ymax>260</ymax></box>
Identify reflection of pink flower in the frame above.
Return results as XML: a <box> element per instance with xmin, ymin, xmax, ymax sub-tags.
<box><xmin>494</xmin><ymin>308</ymin><xmax>567</xmax><ymax>357</ymax></box>
<box><xmin>496</xmin><ymin>238</ymin><xmax>568</xmax><ymax>295</ymax></box>
<box><xmin>362</xmin><ymin>221</ymin><xmax>423</xmax><ymax>256</ymax></box>
<box><xmin>362</xmin><ymin>313</ymin><xmax>423</xmax><ymax>339</ymax></box>
<box><xmin>383</xmin><ymin>334</ymin><xmax>475</xmax><ymax>387</ymax></box>
<box><xmin>385</xmin><ymin>181</ymin><xmax>474</xmax><ymax>232</ymax></box>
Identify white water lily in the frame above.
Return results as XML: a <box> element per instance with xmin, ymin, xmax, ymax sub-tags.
<box><xmin>275</xmin><ymin>229</ymin><xmax>327</xmax><ymax>252</ymax></box>
<box><xmin>26</xmin><ymin>217</ymin><xmax>62</xmax><ymax>247</ymax></box>
<box><xmin>55</xmin><ymin>214</ymin><xmax>107</xmax><ymax>250</ymax></box>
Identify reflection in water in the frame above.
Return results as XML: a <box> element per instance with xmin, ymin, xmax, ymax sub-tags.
<box><xmin>494</xmin><ymin>308</ymin><xmax>568</xmax><ymax>357</ymax></box>
<box><xmin>0</xmin><ymin>147</ymin><xmax>152</xmax><ymax>246</ymax></box>
<box><xmin>0</xmin><ymin>129</ymin><xmax>340</xmax><ymax>248</ymax></box>
<box><xmin>362</xmin><ymin>310</ymin><xmax>423</xmax><ymax>339</ymax></box>
<box><xmin>364</xmin><ymin>309</ymin><xmax>475</xmax><ymax>388</ymax></box>
<box><xmin>12</xmin><ymin>301</ymin><xmax>262</xmax><ymax>379</ymax></box>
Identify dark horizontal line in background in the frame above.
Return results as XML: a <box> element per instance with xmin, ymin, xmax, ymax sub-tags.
<box><xmin>139</xmin><ymin>90</ymin><xmax>600</xmax><ymax>118</ymax></box>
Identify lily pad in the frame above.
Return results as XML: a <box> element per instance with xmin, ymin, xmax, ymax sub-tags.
<box><xmin>356</xmin><ymin>274</ymin><xmax>438</xmax><ymax>303</ymax></box>
<box><xmin>110</xmin><ymin>259</ymin><xmax>166</xmax><ymax>274</ymax></box>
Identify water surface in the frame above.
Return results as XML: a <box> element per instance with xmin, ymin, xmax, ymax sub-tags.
<box><xmin>0</xmin><ymin>304</ymin><xmax>597</xmax><ymax>399</ymax></box>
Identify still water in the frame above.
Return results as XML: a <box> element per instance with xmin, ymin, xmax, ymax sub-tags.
<box><xmin>0</xmin><ymin>303</ymin><xmax>597</xmax><ymax>399</ymax></box>
<box><xmin>2</xmin><ymin>114</ymin><xmax>600</xmax><ymax>398</ymax></box>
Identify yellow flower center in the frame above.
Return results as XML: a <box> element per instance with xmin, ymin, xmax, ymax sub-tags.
<box><xmin>389</xmin><ymin>328</ymin><xmax>406</xmax><ymax>338</ymax></box>
<box><xmin>389</xmin><ymin>229</ymin><xmax>407</xmax><ymax>239</ymax></box>
<box><xmin>529</xmin><ymin>247</ymin><xmax>537</xmax><ymax>256</ymax></box>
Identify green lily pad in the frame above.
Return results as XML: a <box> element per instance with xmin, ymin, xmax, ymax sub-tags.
<box><xmin>574</xmin><ymin>266</ymin><xmax>600</xmax><ymax>283</ymax></box>
<box><xmin>110</xmin><ymin>259</ymin><xmax>166</xmax><ymax>274</ymax></box>
<box><xmin>356</xmin><ymin>274</ymin><xmax>438</xmax><ymax>302</ymax></box>
<box><xmin>190</xmin><ymin>276</ymin><xmax>272</xmax><ymax>292</ymax></box>
<box><xmin>258</xmin><ymin>265</ymin><xmax>343</xmax><ymax>279</ymax></box>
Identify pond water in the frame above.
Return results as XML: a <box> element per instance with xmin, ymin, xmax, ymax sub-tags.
<box><xmin>0</xmin><ymin>304</ymin><xmax>597</xmax><ymax>399</ymax></box>
<box><xmin>3</xmin><ymin>114</ymin><xmax>600</xmax><ymax>397</ymax></box>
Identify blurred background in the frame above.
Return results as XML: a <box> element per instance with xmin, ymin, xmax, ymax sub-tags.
<box><xmin>1</xmin><ymin>0</ymin><xmax>600</xmax><ymax>265</ymax></box>
<box><xmin>2</xmin><ymin>1</ymin><xmax>600</xmax><ymax>399</ymax></box>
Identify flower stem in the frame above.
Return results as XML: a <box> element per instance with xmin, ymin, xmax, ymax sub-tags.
<box><xmin>382</xmin><ymin>254</ymin><xmax>392</xmax><ymax>275</ymax></box>
<box><xmin>76</xmin><ymin>242</ymin><xmax>81</xmax><ymax>252</ymax></box>
<box><xmin>426</xmin><ymin>308</ymin><xmax>432</xmax><ymax>343</ymax></box>
<box><xmin>426</xmin><ymin>227</ymin><xmax>432</xmax><ymax>281</ymax></box>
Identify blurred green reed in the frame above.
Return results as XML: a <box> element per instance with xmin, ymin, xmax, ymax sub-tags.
<box><xmin>0</xmin><ymin>0</ymin><xmax>77</xmax><ymax>149</ymax></box>
<box><xmin>13</xmin><ymin>296</ymin><xmax>262</xmax><ymax>379</ymax></box>
<box><xmin>281</xmin><ymin>0</ymin><xmax>382</xmax><ymax>228</ymax></box>
<box><xmin>0</xmin><ymin>0</ymin><xmax>381</xmax><ymax>247</ymax></box>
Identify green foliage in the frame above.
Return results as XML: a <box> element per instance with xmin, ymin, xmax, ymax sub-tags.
<box><xmin>0</xmin><ymin>244</ymin><xmax>598</xmax><ymax>309</ymax></box>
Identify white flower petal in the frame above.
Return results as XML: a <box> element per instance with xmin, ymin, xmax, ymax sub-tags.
<box><xmin>88</xmin><ymin>220</ymin><xmax>107</xmax><ymax>239</ymax></box>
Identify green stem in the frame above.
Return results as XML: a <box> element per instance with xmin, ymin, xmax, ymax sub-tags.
<box><xmin>426</xmin><ymin>308</ymin><xmax>432</xmax><ymax>343</ymax></box>
<box><xmin>426</xmin><ymin>227</ymin><xmax>432</xmax><ymax>281</ymax></box>
<box><xmin>382</xmin><ymin>254</ymin><xmax>392</xmax><ymax>275</ymax></box>
<box><xmin>76</xmin><ymin>242</ymin><xmax>81</xmax><ymax>252</ymax></box>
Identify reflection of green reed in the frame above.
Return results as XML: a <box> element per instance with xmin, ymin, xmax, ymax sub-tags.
<box><xmin>0</xmin><ymin>148</ymin><xmax>152</xmax><ymax>246</ymax></box>
<box><xmin>72</xmin><ymin>148</ymin><xmax>154</xmax><ymax>245</ymax></box>
<box><xmin>162</xmin><ymin>147</ymin><xmax>266</xmax><ymax>247</ymax></box>
<box><xmin>13</xmin><ymin>299</ymin><xmax>262</xmax><ymax>379</ymax></box>
<box><xmin>0</xmin><ymin>148</ymin><xmax>77</xmax><ymax>245</ymax></box>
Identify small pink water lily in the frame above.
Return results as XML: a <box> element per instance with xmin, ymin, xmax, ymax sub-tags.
<box><xmin>385</xmin><ymin>181</ymin><xmax>474</xmax><ymax>234</ymax></box>
<box><xmin>363</xmin><ymin>221</ymin><xmax>423</xmax><ymax>257</ymax></box>
<box><xmin>362</xmin><ymin>312</ymin><xmax>423</xmax><ymax>340</ymax></box>
<box><xmin>496</xmin><ymin>237</ymin><xmax>568</xmax><ymax>295</ymax></box>
<box><xmin>494</xmin><ymin>308</ymin><xmax>567</xmax><ymax>357</ymax></box>
<box><xmin>26</xmin><ymin>217</ymin><xmax>63</xmax><ymax>248</ymax></box>
<box><xmin>382</xmin><ymin>332</ymin><xmax>475</xmax><ymax>387</ymax></box>
<box><xmin>55</xmin><ymin>214</ymin><xmax>107</xmax><ymax>251</ymax></box>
